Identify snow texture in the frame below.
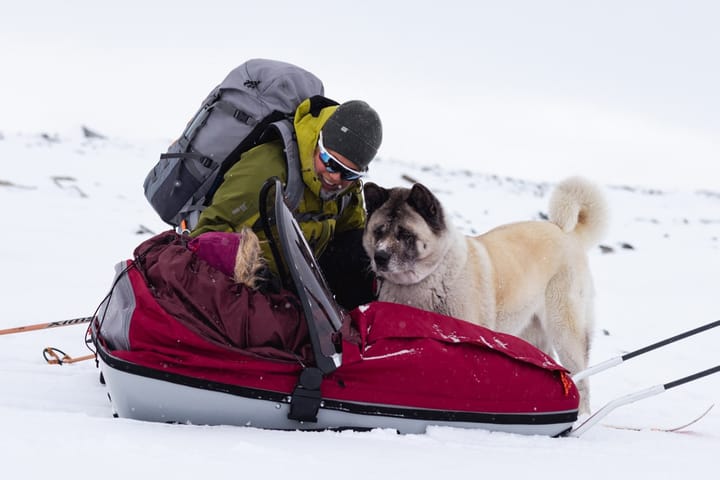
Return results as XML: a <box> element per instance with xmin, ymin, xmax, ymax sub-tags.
<box><xmin>1</xmin><ymin>130</ymin><xmax>718</xmax><ymax>479</ymax></box>
<box><xmin>1</xmin><ymin>2</ymin><xmax>719</xmax><ymax>477</ymax></box>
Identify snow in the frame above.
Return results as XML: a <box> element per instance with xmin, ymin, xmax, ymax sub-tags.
<box><xmin>2</xmin><ymin>2</ymin><xmax>719</xmax><ymax>477</ymax></box>
<box><xmin>1</xmin><ymin>130</ymin><xmax>718</xmax><ymax>478</ymax></box>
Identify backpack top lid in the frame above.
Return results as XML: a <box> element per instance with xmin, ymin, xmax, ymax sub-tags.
<box><xmin>218</xmin><ymin>59</ymin><xmax>325</xmax><ymax>119</ymax></box>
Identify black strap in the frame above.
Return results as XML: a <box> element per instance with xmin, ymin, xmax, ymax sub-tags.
<box><xmin>159</xmin><ymin>151</ymin><xmax>217</xmax><ymax>169</ymax></box>
<box><xmin>287</xmin><ymin>367</ymin><xmax>323</xmax><ymax>423</ymax></box>
<box><xmin>307</xmin><ymin>95</ymin><xmax>340</xmax><ymax>116</ymax></box>
<box><xmin>258</xmin><ymin>178</ymin><xmax>291</xmax><ymax>289</ymax></box>
<box><xmin>294</xmin><ymin>212</ymin><xmax>334</xmax><ymax>223</ymax></box>
<box><xmin>214</xmin><ymin>100</ymin><xmax>257</xmax><ymax>126</ymax></box>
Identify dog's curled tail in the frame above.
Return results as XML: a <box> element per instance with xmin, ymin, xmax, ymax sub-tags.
<box><xmin>548</xmin><ymin>176</ymin><xmax>609</xmax><ymax>249</ymax></box>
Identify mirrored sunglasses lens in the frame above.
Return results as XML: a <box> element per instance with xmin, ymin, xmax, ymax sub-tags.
<box><xmin>340</xmin><ymin>170</ymin><xmax>361</xmax><ymax>181</ymax></box>
<box><xmin>320</xmin><ymin>151</ymin><xmax>360</xmax><ymax>180</ymax></box>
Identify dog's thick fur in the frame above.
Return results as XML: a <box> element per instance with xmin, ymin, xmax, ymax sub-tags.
<box><xmin>362</xmin><ymin>177</ymin><xmax>609</xmax><ymax>412</ymax></box>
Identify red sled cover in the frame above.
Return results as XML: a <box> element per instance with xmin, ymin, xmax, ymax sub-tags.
<box><xmin>97</xmin><ymin>260</ymin><xmax>578</xmax><ymax>418</ymax></box>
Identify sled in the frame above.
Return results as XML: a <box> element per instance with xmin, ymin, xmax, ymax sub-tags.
<box><xmin>94</xmin><ymin>301</ymin><xmax>579</xmax><ymax>435</ymax></box>
<box><xmin>91</xmin><ymin>179</ymin><xmax>582</xmax><ymax>436</ymax></box>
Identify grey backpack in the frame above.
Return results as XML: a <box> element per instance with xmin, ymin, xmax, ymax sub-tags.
<box><xmin>143</xmin><ymin>59</ymin><xmax>326</xmax><ymax>231</ymax></box>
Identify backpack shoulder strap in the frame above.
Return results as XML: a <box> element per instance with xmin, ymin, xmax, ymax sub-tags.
<box><xmin>265</xmin><ymin>118</ymin><xmax>304</xmax><ymax>211</ymax></box>
<box><xmin>274</xmin><ymin>95</ymin><xmax>338</xmax><ymax>212</ymax></box>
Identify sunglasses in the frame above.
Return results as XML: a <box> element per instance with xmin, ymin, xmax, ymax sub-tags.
<box><xmin>317</xmin><ymin>132</ymin><xmax>365</xmax><ymax>181</ymax></box>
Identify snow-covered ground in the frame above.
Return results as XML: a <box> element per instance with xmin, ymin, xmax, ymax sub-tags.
<box><xmin>1</xmin><ymin>129</ymin><xmax>717</xmax><ymax>478</ymax></box>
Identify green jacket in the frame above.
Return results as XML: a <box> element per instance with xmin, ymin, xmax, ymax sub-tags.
<box><xmin>191</xmin><ymin>98</ymin><xmax>367</xmax><ymax>275</ymax></box>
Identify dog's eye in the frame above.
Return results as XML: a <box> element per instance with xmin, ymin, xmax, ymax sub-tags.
<box><xmin>373</xmin><ymin>225</ymin><xmax>387</xmax><ymax>238</ymax></box>
<box><xmin>397</xmin><ymin>227</ymin><xmax>415</xmax><ymax>244</ymax></box>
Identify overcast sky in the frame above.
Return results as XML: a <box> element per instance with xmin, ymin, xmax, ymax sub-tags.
<box><xmin>2</xmin><ymin>1</ymin><xmax>719</xmax><ymax>189</ymax></box>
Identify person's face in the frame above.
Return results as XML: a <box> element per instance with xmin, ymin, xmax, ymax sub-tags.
<box><xmin>314</xmin><ymin>133</ymin><xmax>365</xmax><ymax>193</ymax></box>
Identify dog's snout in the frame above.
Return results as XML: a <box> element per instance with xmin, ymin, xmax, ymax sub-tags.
<box><xmin>374</xmin><ymin>250</ymin><xmax>391</xmax><ymax>269</ymax></box>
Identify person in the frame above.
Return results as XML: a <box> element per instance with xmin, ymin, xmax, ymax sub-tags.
<box><xmin>190</xmin><ymin>96</ymin><xmax>383</xmax><ymax>310</ymax></box>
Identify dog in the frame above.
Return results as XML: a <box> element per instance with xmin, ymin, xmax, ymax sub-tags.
<box><xmin>362</xmin><ymin>177</ymin><xmax>609</xmax><ymax>413</ymax></box>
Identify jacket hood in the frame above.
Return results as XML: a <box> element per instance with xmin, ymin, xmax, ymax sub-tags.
<box><xmin>293</xmin><ymin>98</ymin><xmax>339</xmax><ymax>197</ymax></box>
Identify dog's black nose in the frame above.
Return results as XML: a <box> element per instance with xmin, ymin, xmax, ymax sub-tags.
<box><xmin>374</xmin><ymin>250</ymin><xmax>391</xmax><ymax>269</ymax></box>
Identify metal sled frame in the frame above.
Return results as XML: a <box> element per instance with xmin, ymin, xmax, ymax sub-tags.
<box><xmin>567</xmin><ymin>320</ymin><xmax>719</xmax><ymax>436</ymax></box>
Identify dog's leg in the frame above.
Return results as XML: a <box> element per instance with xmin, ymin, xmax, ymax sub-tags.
<box><xmin>519</xmin><ymin>315</ymin><xmax>554</xmax><ymax>355</ymax></box>
<box><xmin>549</xmin><ymin>314</ymin><xmax>591</xmax><ymax>414</ymax></box>
<box><xmin>545</xmin><ymin>272</ymin><xmax>593</xmax><ymax>414</ymax></box>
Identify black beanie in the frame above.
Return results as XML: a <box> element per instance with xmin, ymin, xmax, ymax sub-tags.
<box><xmin>321</xmin><ymin>100</ymin><xmax>382</xmax><ymax>171</ymax></box>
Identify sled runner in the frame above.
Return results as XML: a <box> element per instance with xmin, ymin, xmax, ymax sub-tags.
<box><xmin>91</xmin><ymin>179</ymin><xmax>581</xmax><ymax>436</ymax></box>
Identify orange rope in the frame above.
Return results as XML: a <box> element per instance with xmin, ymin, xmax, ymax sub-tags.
<box><xmin>43</xmin><ymin>347</ymin><xmax>95</xmax><ymax>365</ymax></box>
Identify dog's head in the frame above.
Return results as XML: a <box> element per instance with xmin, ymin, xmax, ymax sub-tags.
<box><xmin>363</xmin><ymin>182</ymin><xmax>450</xmax><ymax>285</ymax></box>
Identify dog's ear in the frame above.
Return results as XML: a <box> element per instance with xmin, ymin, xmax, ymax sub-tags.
<box><xmin>407</xmin><ymin>183</ymin><xmax>445</xmax><ymax>233</ymax></box>
<box><xmin>363</xmin><ymin>182</ymin><xmax>389</xmax><ymax>216</ymax></box>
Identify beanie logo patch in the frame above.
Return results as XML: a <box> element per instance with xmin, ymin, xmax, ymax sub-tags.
<box><xmin>340</xmin><ymin>126</ymin><xmax>349</xmax><ymax>133</ymax></box>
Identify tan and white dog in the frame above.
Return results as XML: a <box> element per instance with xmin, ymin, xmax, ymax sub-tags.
<box><xmin>362</xmin><ymin>177</ymin><xmax>609</xmax><ymax>412</ymax></box>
